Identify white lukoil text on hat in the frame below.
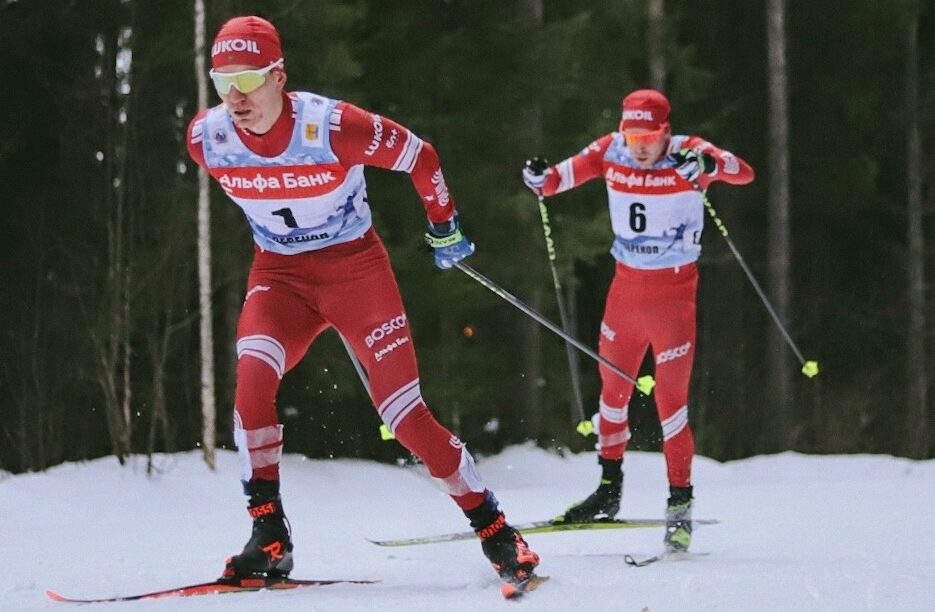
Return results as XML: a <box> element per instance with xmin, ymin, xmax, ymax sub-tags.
<box><xmin>623</xmin><ymin>109</ymin><xmax>655</xmax><ymax>121</ymax></box>
<box><xmin>212</xmin><ymin>39</ymin><xmax>261</xmax><ymax>57</ymax></box>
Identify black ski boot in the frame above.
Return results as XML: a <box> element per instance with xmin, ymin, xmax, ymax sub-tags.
<box><xmin>221</xmin><ymin>479</ymin><xmax>294</xmax><ymax>580</ymax></box>
<box><xmin>465</xmin><ymin>492</ymin><xmax>540</xmax><ymax>590</ymax></box>
<box><xmin>664</xmin><ymin>485</ymin><xmax>693</xmax><ymax>553</ymax></box>
<box><xmin>556</xmin><ymin>457</ymin><xmax>623</xmax><ymax>523</ymax></box>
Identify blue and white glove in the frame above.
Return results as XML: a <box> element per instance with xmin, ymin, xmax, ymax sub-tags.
<box><xmin>522</xmin><ymin>157</ymin><xmax>550</xmax><ymax>193</ymax></box>
<box><xmin>668</xmin><ymin>148</ymin><xmax>717</xmax><ymax>183</ymax></box>
<box><xmin>424</xmin><ymin>213</ymin><xmax>475</xmax><ymax>270</ymax></box>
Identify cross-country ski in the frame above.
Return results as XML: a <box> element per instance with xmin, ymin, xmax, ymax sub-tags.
<box><xmin>46</xmin><ymin>577</ymin><xmax>378</xmax><ymax>604</ymax></box>
<box><xmin>368</xmin><ymin>518</ymin><xmax>720</xmax><ymax>546</ymax></box>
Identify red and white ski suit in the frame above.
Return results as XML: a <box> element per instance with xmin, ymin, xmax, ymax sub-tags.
<box><xmin>538</xmin><ymin>133</ymin><xmax>754</xmax><ymax>487</ymax></box>
<box><xmin>187</xmin><ymin>91</ymin><xmax>487</xmax><ymax>510</ymax></box>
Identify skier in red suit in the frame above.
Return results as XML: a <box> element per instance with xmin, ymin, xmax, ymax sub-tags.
<box><xmin>522</xmin><ymin>89</ymin><xmax>754</xmax><ymax>553</ymax></box>
<box><xmin>187</xmin><ymin>15</ymin><xmax>538</xmax><ymax>589</ymax></box>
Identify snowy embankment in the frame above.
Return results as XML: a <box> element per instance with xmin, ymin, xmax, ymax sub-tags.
<box><xmin>3</xmin><ymin>445</ymin><xmax>934</xmax><ymax>611</ymax></box>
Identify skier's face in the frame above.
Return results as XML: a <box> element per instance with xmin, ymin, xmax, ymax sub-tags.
<box><xmin>624</xmin><ymin>127</ymin><xmax>669</xmax><ymax>168</ymax></box>
<box><xmin>214</xmin><ymin>62</ymin><xmax>287</xmax><ymax>134</ymax></box>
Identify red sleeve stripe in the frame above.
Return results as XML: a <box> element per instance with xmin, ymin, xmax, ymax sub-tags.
<box><xmin>391</xmin><ymin>132</ymin><xmax>424</xmax><ymax>173</ymax></box>
<box><xmin>329</xmin><ymin>107</ymin><xmax>343</xmax><ymax>131</ymax></box>
<box><xmin>556</xmin><ymin>158</ymin><xmax>575</xmax><ymax>192</ymax></box>
<box><xmin>190</xmin><ymin>118</ymin><xmax>204</xmax><ymax>144</ymax></box>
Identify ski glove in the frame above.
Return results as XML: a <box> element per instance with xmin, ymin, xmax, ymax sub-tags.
<box><xmin>522</xmin><ymin>157</ymin><xmax>550</xmax><ymax>193</ymax></box>
<box><xmin>425</xmin><ymin>213</ymin><xmax>475</xmax><ymax>270</ymax></box>
<box><xmin>669</xmin><ymin>148</ymin><xmax>717</xmax><ymax>183</ymax></box>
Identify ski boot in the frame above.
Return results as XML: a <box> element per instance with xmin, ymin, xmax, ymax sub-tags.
<box><xmin>221</xmin><ymin>479</ymin><xmax>294</xmax><ymax>580</ymax></box>
<box><xmin>556</xmin><ymin>457</ymin><xmax>622</xmax><ymax>523</ymax></box>
<box><xmin>465</xmin><ymin>492</ymin><xmax>541</xmax><ymax>597</ymax></box>
<box><xmin>664</xmin><ymin>485</ymin><xmax>693</xmax><ymax>553</ymax></box>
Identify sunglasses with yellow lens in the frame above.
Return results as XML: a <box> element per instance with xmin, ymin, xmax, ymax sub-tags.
<box><xmin>623</xmin><ymin>127</ymin><xmax>666</xmax><ymax>148</ymax></box>
<box><xmin>210</xmin><ymin>59</ymin><xmax>283</xmax><ymax>95</ymax></box>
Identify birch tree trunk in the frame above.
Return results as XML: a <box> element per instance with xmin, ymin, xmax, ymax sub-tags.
<box><xmin>194</xmin><ymin>0</ymin><xmax>217</xmax><ymax>469</ymax></box>
<box><xmin>904</xmin><ymin>5</ymin><xmax>928</xmax><ymax>458</ymax></box>
<box><xmin>766</xmin><ymin>0</ymin><xmax>793</xmax><ymax>449</ymax></box>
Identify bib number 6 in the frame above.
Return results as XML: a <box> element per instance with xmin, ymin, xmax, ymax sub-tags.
<box><xmin>629</xmin><ymin>202</ymin><xmax>646</xmax><ymax>233</ymax></box>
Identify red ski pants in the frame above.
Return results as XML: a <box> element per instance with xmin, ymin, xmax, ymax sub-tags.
<box><xmin>596</xmin><ymin>262</ymin><xmax>698</xmax><ymax>487</ymax></box>
<box><xmin>232</xmin><ymin>229</ymin><xmax>486</xmax><ymax>509</ymax></box>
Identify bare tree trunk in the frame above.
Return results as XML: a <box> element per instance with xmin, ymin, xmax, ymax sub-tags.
<box><xmin>565</xmin><ymin>275</ymin><xmax>584</xmax><ymax>425</ymax></box>
<box><xmin>146</xmin><ymin>318</ymin><xmax>177</xmax><ymax>475</ymax></box>
<box><xmin>116</xmin><ymin>23</ymin><xmax>135</xmax><ymax>461</ymax></box>
<box><xmin>515</xmin><ymin>0</ymin><xmax>542</xmax><ymax>22</ymax></box>
<box><xmin>647</xmin><ymin>0</ymin><xmax>666</xmax><ymax>90</ymax></box>
<box><xmin>92</xmin><ymin>23</ymin><xmax>134</xmax><ymax>464</ymax></box>
<box><xmin>521</xmin><ymin>289</ymin><xmax>545</xmax><ymax>438</ymax></box>
<box><xmin>515</xmin><ymin>0</ymin><xmax>545</xmax><ymax>441</ymax></box>
<box><xmin>28</xmin><ymin>208</ymin><xmax>52</xmax><ymax>468</ymax></box>
<box><xmin>120</xmin><ymin>250</ymin><xmax>133</xmax><ymax>456</ymax></box>
<box><xmin>440</xmin><ymin>309</ymin><xmax>460</xmax><ymax>434</ymax></box>
<box><xmin>904</xmin><ymin>7</ymin><xmax>928</xmax><ymax>458</ymax></box>
<box><xmin>194</xmin><ymin>0</ymin><xmax>217</xmax><ymax>470</ymax></box>
<box><xmin>766</xmin><ymin>0</ymin><xmax>793</xmax><ymax>450</ymax></box>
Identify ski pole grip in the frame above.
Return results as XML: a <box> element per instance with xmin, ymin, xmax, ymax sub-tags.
<box><xmin>525</xmin><ymin>156</ymin><xmax>549</xmax><ymax>175</ymax></box>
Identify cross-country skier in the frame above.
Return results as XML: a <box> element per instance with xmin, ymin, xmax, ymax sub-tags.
<box><xmin>186</xmin><ymin>15</ymin><xmax>539</xmax><ymax>589</ymax></box>
<box><xmin>522</xmin><ymin>89</ymin><xmax>754</xmax><ymax>553</ymax></box>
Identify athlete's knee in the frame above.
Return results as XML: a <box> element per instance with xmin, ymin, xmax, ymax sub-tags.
<box><xmin>375</xmin><ymin>378</ymin><xmax>424</xmax><ymax>436</ymax></box>
<box><xmin>236</xmin><ymin>334</ymin><xmax>287</xmax><ymax>380</ymax></box>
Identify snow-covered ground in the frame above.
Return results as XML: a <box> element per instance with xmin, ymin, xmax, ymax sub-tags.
<box><xmin>3</xmin><ymin>445</ymin><xmax>934</xmax><ymax>611</ymax></box>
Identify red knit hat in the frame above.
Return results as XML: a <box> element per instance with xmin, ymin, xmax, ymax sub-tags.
<box><xmin>620</xmin><ymin>89</ymin><xmax>671</xmax><ymax>131</ymax></box>
<box><xmin>211</xmin><ymin>16</ymin><xmax>283</xmax><ymax>70</ymax></box>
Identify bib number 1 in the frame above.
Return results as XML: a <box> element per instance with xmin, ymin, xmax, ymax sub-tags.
<box><xmin>272</xmin><ymin>207</ymin><xmax>298</xmax><ymax>229</ymax></box>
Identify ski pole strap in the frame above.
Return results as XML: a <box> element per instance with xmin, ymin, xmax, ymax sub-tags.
<box><xmin>424</xmin><ymin>229</ymin><xmax>465</xmax><ymax>249</ymax></box>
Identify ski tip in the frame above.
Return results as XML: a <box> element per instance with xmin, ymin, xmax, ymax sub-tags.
<box><xmin>46</xmin><ymin>590</ymin><xmax>67</xmax><ymax>602</ymax></box>
<box><xmin>625</xmin><ymin>551</ymin><xmax>710</xmax><ymax>567</ymax></box>
<box><xmin>501</xmin><ymin>582</ymin><xmax>521</xmax><ymax>599</ymax></box>
<box><xmin>500</xmin><ymin>574</ymin><xmax>549</xmax><ymax>599</ymax></box>
<box><xmin>624</xmin><ymin>553</ymin><xmax>658</xmax><ymax>567</ymax></box>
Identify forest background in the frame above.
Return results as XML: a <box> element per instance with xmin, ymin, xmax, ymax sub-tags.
<box><xmin>1</xmin><ymin>0</ymin><xmax>933</xmax><ymax>474</ymax></box>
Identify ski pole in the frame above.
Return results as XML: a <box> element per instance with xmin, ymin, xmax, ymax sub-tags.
<box><xmin>339</xmin><ymin>333</ymin><xmax>395</xmax><ymax>441</ymax></box>
<box><xmin>695</xmin><ymin>184</ymin><xmax>819</xmax><ymax>378</ymax></box>
<box><xmin>531</xmin><ymin>183</ymin><xmax>590</xmax><ymax>435</ymax></box>
<box><xmin>526</xmin><ymin>159</ymin><xmax>589</xmax><ymax>433</ymax></box>
<box><xmin>455</xmin><ymin>262</ymin><xmax>656</xmax><ymax>396</ymax></box>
